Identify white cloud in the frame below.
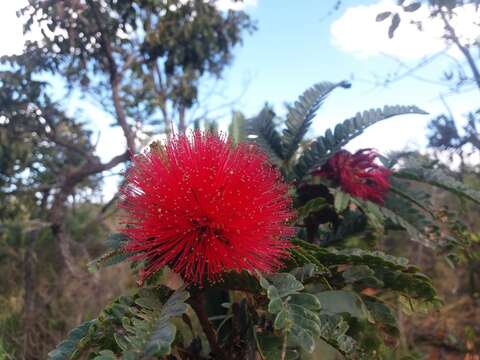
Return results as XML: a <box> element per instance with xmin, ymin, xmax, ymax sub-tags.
<box><xmin>0</xmin><ymin>1</ymin><xmax>28</xmax><ymax>56</ymax></box>
<box><xmin>331</xmin><ymin>0</ymin><xmax>480</xmax><ymax>60</ymax></box>
<box><xmin>215</xmin><ymin>0</ymin><xmax>257</xmax><ymax>11</ymax></box>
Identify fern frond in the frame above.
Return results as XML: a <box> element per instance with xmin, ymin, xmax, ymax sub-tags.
<box><xmin>394</xmin><ymin>167</ymin><xmax>480</xmax><ymax>205</ymax></box>
<box><xmin>377</xmin><ymin>205</ymin><xmax>434</xmax><ymax>247</ymax></box>
<box><xmin>87</xmin><ymin>233</ymin><xmax>130</xmax><ymax>272</ymax></box>
<box><xmin>143</xmin><ymin>289</ymin><xmax>190</xmax><ymax>357</ymax></box>
<box><xmin>388</xmin><ymin>184</ymin><xmax>435</xmax><ymax>217</ymax></box>
<box><xmin>282</xmin><ymin>81</ymin><xmax>351</xmax><ymax>161</ymax></box>
<box><xmin>294</xmin><ymin>105</ymin><xmax>428</xmax><ymax>180</ymax></box>
<box><xmin>120</xmin><ymin>288</ymin><xmax>189</xmax><ymax>357</ymax></box>
<box><xmin>291</xmin><ymin>238</ymin><xmax>437</xmax><ymax>301</ymax></box>
<box><xmin>48</xmin><ymin>320</ymin><xmax>96</xmax><ymax>360</ymax></box>
<box><xmin>246</xmin><ymin>107</ymin><xmax>284</xmax><ymax>165</ymax></box>
<box><xmin>350</xmin><ymin>197</ymin><xmax>435</xmax><ymax>248</ymax></box>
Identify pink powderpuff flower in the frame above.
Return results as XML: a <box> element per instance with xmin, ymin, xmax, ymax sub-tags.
<box><xmin>313</xmin><ymin>149</ymin><xmax>391</xmax><ymax>205</ymax></box>
<box><xmin>119</xmin><ymin>131</ymin><xmax>295</xmax><ymax>285</ymax></box>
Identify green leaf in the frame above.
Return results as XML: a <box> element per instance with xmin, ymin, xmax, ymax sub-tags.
<box><xmin>337</xmin><ymin>334</ymin><xmax>356</xmax><ymax>354</ymax></box>
<box><xmin>288</xmin><ymin>293</ymin><xmax>321</xmax><ymax>311</ymax></box>
<box><xmin>389</xmin><ymin>183</ymin><xmax>435</xmax><ymax>217</ymax></box>
<box><xmin>268</xmin><ymin>297</ymin><xmax>283</xmax><ymax>314</ymax></box>
<box><xmin>297</xmin><ymin>197</ymin><xmax>329</xmax><ymax>222</ymax></box>
<box><xmin>403</xmin><ymin>2</ymin><xmax>421</xmax><ymax>12</ymax></box>
<box><xmin>334</xmin><ymin>191</ymin><xmax>351</xmax><ymax>212</ymax></box>
<box><xmin>287</xmin><ymin>304</ymin><xmax>321</xmax><ymax>329</ymax></box>
<box><xmin>105</xmin><ymin>233</ymin><xmax>130</xmax><ymax>249</ymax></box>
<box><xmin>388</xmin><ymin>13</ymin><xmax>401</xmax><ymax>38</ymax></box>
<box><xmin>256</xmin><ymin>334</ymin><xmax>299</xmax><ymax>360</ymax></box>
<box><xmin>291</xmin><ymin>238</ymin><xmax>412</xmax><ymax>271</ymax></box>
<box><xmin>48</xmin><ymin>320</ymin><xmax>96</xmax><ymax>360</ymax></box>
<box><xmin>268</xmin><ymin>273</ymin><xmax>304</xmax><ymax>297</ymax></box>
<box><xmin>88</xmin><ymin>233</ymin><xmax>131</xmax><ymax>272</ymax></box>
<box><xmin>289</xmin><ymin>324</ymin><xmax>316</xmax><ymax>353</ymax></box>
<box><xmin>262</xmin><ymin>271</ymin><xmax>324</xmax><ymax>355</ymax></box>
<box><xmin>93</xmin><ymin>350</ymin><xmax>116</xmax><ymax>360</ymax></box>
<box><xmin>352</xmin><ymin>197</ymin><xmax>433</xmax><ymax>247</ymax></box>
<box><xmin>315</xmin><ymin>290</ymin><xmax>371</xmax><ymax>320</ymax></box>
<box><xmin>274</xmin><ymin>310</ymin><xmax>288</xmax><ymax>330</ymax></box>
<box><xmin>289</xmin><ymin>263</ymin><xmax>322</xmax><ymax>282</ymax></box>
<box><xmin>364</xmin><ymin>298</ymin><xmax>399</xmax><ymax>336</ymax></box>
<box><xmin>342</xmin><ymin>265</ymin><xmax>375</xmax><ymax>284</ymax></box>
<box><xmin>88</xmin><ymin>250</ymin><xmax>129</xmax><ymax>272</ymax></box>
<box><xmin>376</xmin><ymin>11</ymin><xmax>391</xmax><ymax>21</ymax></box>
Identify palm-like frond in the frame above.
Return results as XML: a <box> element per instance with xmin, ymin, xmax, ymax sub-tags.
<box><xmin>282</xmin><ymin>81</ymin><xmax>351</xmax><ymax>161</ymax></box>
<box><xmin>294</xmin><ymin>105</ymin><xmax>428</xmax><ymax>180</ymax></box>
<box><xmin>245</xmin><ymin>107</ymin><xmax>284</xmax><ymax>165</ymax></box>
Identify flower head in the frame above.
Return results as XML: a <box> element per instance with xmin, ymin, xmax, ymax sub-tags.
<box><xmin>313</xmin><ymin>149</ymin><xmax>391</xmax><ymax>204</ymax></box>
<box><xmin>120</xmin><ymin>131</ymin><xmax>294</xmax><ymax>285</ymax></box>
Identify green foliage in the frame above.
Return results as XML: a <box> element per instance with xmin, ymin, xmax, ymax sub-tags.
<box><xmin>48</xmin><ymin>320</ymin><xmax>96</xmax><ymax>360</ymax></box>
<box><xmin>259</xmin><ymin>273</ymin><xmax>320</xmax><ymax>353</ymax></box>
<box><xmin>259</xmin><ymin>271</ymin><xmax>356</xmax><ymax>356</ymax></box>
<box><xmin>246</xmin><ymin>107</ymin><xmax>284</xmax><ymax>165</ymax></box>
<box><xmin>228</xmin><ymin>111</ymin><xmax>247</xmax><ymax>144</ymax></box>
<box><xmin>0</xmin><ymin>3</ymin><xmax>252</xmax><ymax>354</ymax></box>
<box><xmin>245</xmin><ymin>82</ymin><xmax>427</xmax><ymax>182</ymax></box>
<box><xmin>291</xmin><ymin>239</ymin><xmax>437</xmax><ymax>302</ymax></box>
<box><xmin>118</xmin><ymin>288</ymin><xmax>189</xmax><ymax>357</ymax></box>
<box><xmin>288</xmin><ymin>240</ymin><xmax>438</xmax><ymax>357</ymax></box>
<box><xmin>294</xmin><ymin>105</ymin><xmax>428</xmax><ymax>180</ymax></box>
<box><xmin>395</xmin><ymin>166</ymin><xmax>480</xmax><ymax>206</ymax></box>
<box><xmin>53</xmin><ymin>81</ymin><xmax>479</xmax><ymax>359</ymax></box>
<box><xmin>48</xmin><ymin>287</ymin><xmax>189</xmax><ymax>359</ymax></box>
<box><xmin>281</xmin><ymin>81</ymin><xmax>351</xmax><ymax>161</ymax></box>
<box><xmin>87</xmin><ymin>233</ymin><xmax>130</xmax><ymax>272</ymax></box>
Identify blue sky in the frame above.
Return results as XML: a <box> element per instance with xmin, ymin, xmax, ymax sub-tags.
<box><xmin>1</xmin><ymin>0</ymin><xmax>479</xmax><ymax>197</ymax></box>
<box><xmin>211</xmin><ymin>0</ymin><xmax>479</xmax><ymax>152</ymax></box>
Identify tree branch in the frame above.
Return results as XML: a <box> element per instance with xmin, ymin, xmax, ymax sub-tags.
<box><xmin>48</xmin><ymin>150</ymin><xmax>129</xmax><ymax>273</ymax></box>
<box><xmin>86</xmin><ymin>0</ymin><xmax>136</xmax><ymax>151</ymax></box>
<box><xmin>440</xmin><ymin>9</ymin><xmax>480</xmax><ymax>95</ymax></box>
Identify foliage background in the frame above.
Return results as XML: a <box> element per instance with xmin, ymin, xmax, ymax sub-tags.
<box><xmin>0</xmin><ymin>0</ymin><xmax>479</xmax><ymax>359</ymax></box>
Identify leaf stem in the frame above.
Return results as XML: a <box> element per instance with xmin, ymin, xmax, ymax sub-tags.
<box><xmin>280</xmin><ymin>329</ymin><xmax>288</xmax><ymax>360</ymax></box>
<box><xmin>189</xmin><ymin>291</ymin><xmax>228</xmax><ymax>360</ymax></box>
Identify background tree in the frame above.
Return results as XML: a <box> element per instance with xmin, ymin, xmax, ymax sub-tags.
<box><xmin>49</xmin><ymin>81</ymin><xmax>480</xmax><ymax>360</ymax></box>
<box><xmin>371</xmin><ymin>2</ymin><xmax>480</xmax><ymax>356</ymax></box>
<box><xmin>0</xmin><ymin>1</ymin><xmax>253</xmax><ymax>357</ymax></box>
<box><xmin>373</xmin><ymin>0</ymin><xmax>480</xmax><ymax>161</ymax></box>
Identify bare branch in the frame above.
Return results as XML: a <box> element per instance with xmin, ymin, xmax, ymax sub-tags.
<box><xmin>86</xmin><ymin>0</ymin><xmax>137</xmax><ymax>152</ymax></box>
<box><xmin>440</xmin><ymin>9</ymin><xmax>480</xmax><ymax>95</ymax></box>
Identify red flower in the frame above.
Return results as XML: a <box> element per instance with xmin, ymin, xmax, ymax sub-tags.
<box><xmin>120</xmin><ymin>131</ymin><xmax>294</xmax><ymax>285</ymax></box>
<box><xmin>314</xmin><ymin>149</ymin><xmax>391</xmax><ymax>204</ymax></box>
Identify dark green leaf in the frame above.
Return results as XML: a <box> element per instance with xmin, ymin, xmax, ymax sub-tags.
<box><xmin>315</xmin><ymin>290</ymin><xmax>371</xmax><ymax>319</ymax></box>
<box><xmin>403</xmin><ymin>2</ymin><xmax>421</xmax><ymax>12</ymax></box>
<box><xmin>376</xmin><ymin>11</ymin><xmax>392</xmax><ymax>21</ymax></box>
<box><xmin>388</xmin><ymin>13</ymin><xmax>401</xmax><ymax>38</ymax></box>
<box><xmin>48</xmin><ymin>320</ymin><xmax>96</xmax><ymax>359</ymax></box>
<box><xmin>268</xmin><ymin>273</ymin><xmax>304</xmax><ymax>297</ymax></box>
<box><xmin>287</xmin><ymin>293</ymin><xmax>321</xmax><ymax>311</ymax></box>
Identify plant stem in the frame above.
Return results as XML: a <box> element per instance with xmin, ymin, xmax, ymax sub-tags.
<box><xmin>280</xmin><ymin>330</ymin><xmax>288</xmax><ymax>360</ymax></box>
<box><xmin>189</xmin><ymin>291</ymin><xmax>228</xmax><ymax>360</ymax></box>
